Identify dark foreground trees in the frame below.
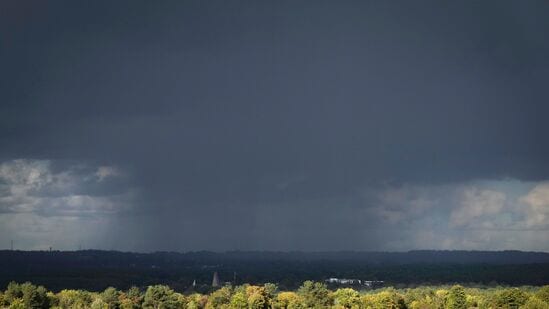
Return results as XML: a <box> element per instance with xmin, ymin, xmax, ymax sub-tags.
<box><xmin>1</xmin><ymin>281</ymin><xmax>549</xmax><ymax>308</ymax></box>
<box><xmin>1</xmin><ymin>282</ymin><xmax>49</xmax><ymax>309</ymax></box>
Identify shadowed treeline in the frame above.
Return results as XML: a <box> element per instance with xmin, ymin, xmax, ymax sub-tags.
<box><xmin>0</xmin><ymin>251</ymin><xmax>548</xmax><ymax>292</ymax></box>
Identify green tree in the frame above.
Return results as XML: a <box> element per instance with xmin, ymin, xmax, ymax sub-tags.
<box><xmin>536</xmin><ymin>286</ymin><xmax>549</xmax><ymax>304</ymax></box>
<box><xmin>273</xmin><ymin>292</ymin><xmax>304</xmax><ymax>309</ymax></box>
<box><xmin>46</xmin><ymin>291</ymin><xmax>59</xmax><ymax>308</ymax></box>
<box><xmin>229</xmin><ymin>290</ymin><xmax>247</xmax><ymax>309</ymax></box>
<box><xmin>405</xmin><ymin>287</ymin><xmax>438</xmax><ymax>309</ymax></box>
<box><xmin>142</xmin><ymin>285</ymin><xmax>182</xmax><ymax>309</ymax></box>
<box><xmin>264</xmin><ymin>283</ymin><xmax>278</xmax><ymax>298</ymax></box>
<box><xmin>8</xmin><ymin>298</ymin><xmax>25</xmax><ymax>309</ymax></box>
<box><xmin>91</xmin><ymin>297</ymin><xmax>109</xmax><ymax>309</ymax></box>
<box><xmin>409</xmin><ymin>298</ymin><xmax>438</xmax><ymax>309</ymax></box>
<box><xmin>297</xmin><ymin>281</ymin><xmax>332</xmax><ymax>308</ymax></box>
<box><xmin>57</xmin><ymin>289</ymin><xmax>93</xmax><ymax>309</ymax></box>
<box><xmin>119</xmin><ymin>286</ymin><xmax>143</xmax><ymax>309</ymax></box>
<box><xmin>434</xmin><ymin>289</ymin><xmax>449</xmax><ymax>309</ymax></box>
<box><xmin>187</xmin><ymin>293</ymin><xmax>208</xmax><ymax>309</ymax></box>
<box><xmin>4</xmin><ymin>282</ymin><xmax>23</xmax><ymax>304</ymax></box>
<box><xmin>446</xmin><ymin>285</ymin><xmax>466</xmax><ymax>309</ymax></box>
<box><xmin>264</xmin><ymin>283</ymin><xmax>278</xmax><ymax>307</ymax></box>
<box><xmin>246</xmin><ymin>286</ymin><xmax>269</xmax><ymax>309</ymax></box>
<box><xmin>206</xmin><ymin>286</ymin><xmax>232</xmax><ymax>309</ymax></box>
<box><xmin>367</xmin><ymin>289</ymin><xmax>406</xmax><ymax>309</ymax></box>
<box><xmin>20</xmin><ymin>282</ymin><xmax>49</xmax><ymax>309</ymax></box>
<box><xmin>332</xmin><ymin>288</ymin><xmax>360</xmax><ymax>309</ymax></box>
<box><xmin>521</xmin><ymin>297</ymin><xmax>549</xmax><ymax>309</ymax></box>
<box><xmin>495</xmin><ymin>288</ymin><xmax>528</xmax><ymax>309</ymax></box>
<box><xmin>101</xmin><ymin>287</ymin><xmax>120</xmax><ymax>309</ymax></box>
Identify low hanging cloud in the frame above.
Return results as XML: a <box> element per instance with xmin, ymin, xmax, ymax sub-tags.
<box><xmin>0</xmin><ymin>159</ymin><xmax>135</xmax><ymax>250</ymax></box>
<box><xmin>95</xmin><ymin>166</ymin><xmax>121</xmax><ymax>182</ymax></box>
<box><xmin>519</xmin><ymin>182</ymin><xmax>549</xmax><ymax>229</ymax></box>
<box><xmin>365</xmin><ymin>181</ymin><xmax>549</xmax><ymax>233</ymax></box>
<box><xmin>449</xmin><ymin>188</ymin><xmax>506</xmax><ymax>228</ymax></box>
<box><xmin>1</xmin><ymin>158</ymin><xmax>547</xmax><ymax>251</ymax></box>
<box><xmin>366</xmin><ymin>181</ymin><xmax>549</xmax><ymax>251</ymax></box>
<box><xmin>231</xmin><ymin>180</ymin><xmax>549</xmax><ymax>252</ymax></box>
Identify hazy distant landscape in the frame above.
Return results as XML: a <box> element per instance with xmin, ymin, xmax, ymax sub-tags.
<box><xmin>1</xmin><ymin>250</ymin><xmax>548</xmax><ymax>292</ymax></box>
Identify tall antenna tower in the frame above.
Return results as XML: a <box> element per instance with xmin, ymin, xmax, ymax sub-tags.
<box><xmin>10</xmin><ymin>240</ymin><xmax>13</xmax><ymax>251</ymax></box>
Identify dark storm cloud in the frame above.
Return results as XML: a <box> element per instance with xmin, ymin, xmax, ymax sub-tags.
<box><xmin>1</xmin><ymin>1</ymin><xmax>548</xmax><ymax>251</ymax></box>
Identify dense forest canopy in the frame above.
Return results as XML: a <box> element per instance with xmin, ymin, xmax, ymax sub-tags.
<box><xmin>1</xmin><ymin>281</ymin><xmax>549</xmax><ymax>309</ymax></box>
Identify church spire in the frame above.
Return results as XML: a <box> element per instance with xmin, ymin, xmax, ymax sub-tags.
<box><xmin>212</xmin><ymin>271</ymin><xmax>220</xmax><ymax>287</ymax></box>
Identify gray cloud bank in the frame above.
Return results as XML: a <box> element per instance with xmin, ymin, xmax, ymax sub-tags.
<box><xmin>0</xmin><ymin>1</ymin><xmax>548</xmax><ymax>251</ymax></box>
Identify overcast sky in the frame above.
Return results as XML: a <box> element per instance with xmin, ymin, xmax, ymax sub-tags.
<box><xmin>1</xmin><ymin>1</ymin><xmax>548</xmax><ymax>252</ymax></box>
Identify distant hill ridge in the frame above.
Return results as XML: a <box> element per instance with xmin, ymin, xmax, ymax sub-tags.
<box><xmin>1</xmin><ymin>249</ymin><xmax>549</xmax><ymax>265</ymax></box>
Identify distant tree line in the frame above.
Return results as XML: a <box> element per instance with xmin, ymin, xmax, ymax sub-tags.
<box><xmin>1</xmin><ymin>281</ymin><xmax>549</xmax><ymax>309</ymax></box>
<box><xmin>3</xmin><ymin>251</ymin><xmax>549</xmax><ymax>290</ymax></box>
